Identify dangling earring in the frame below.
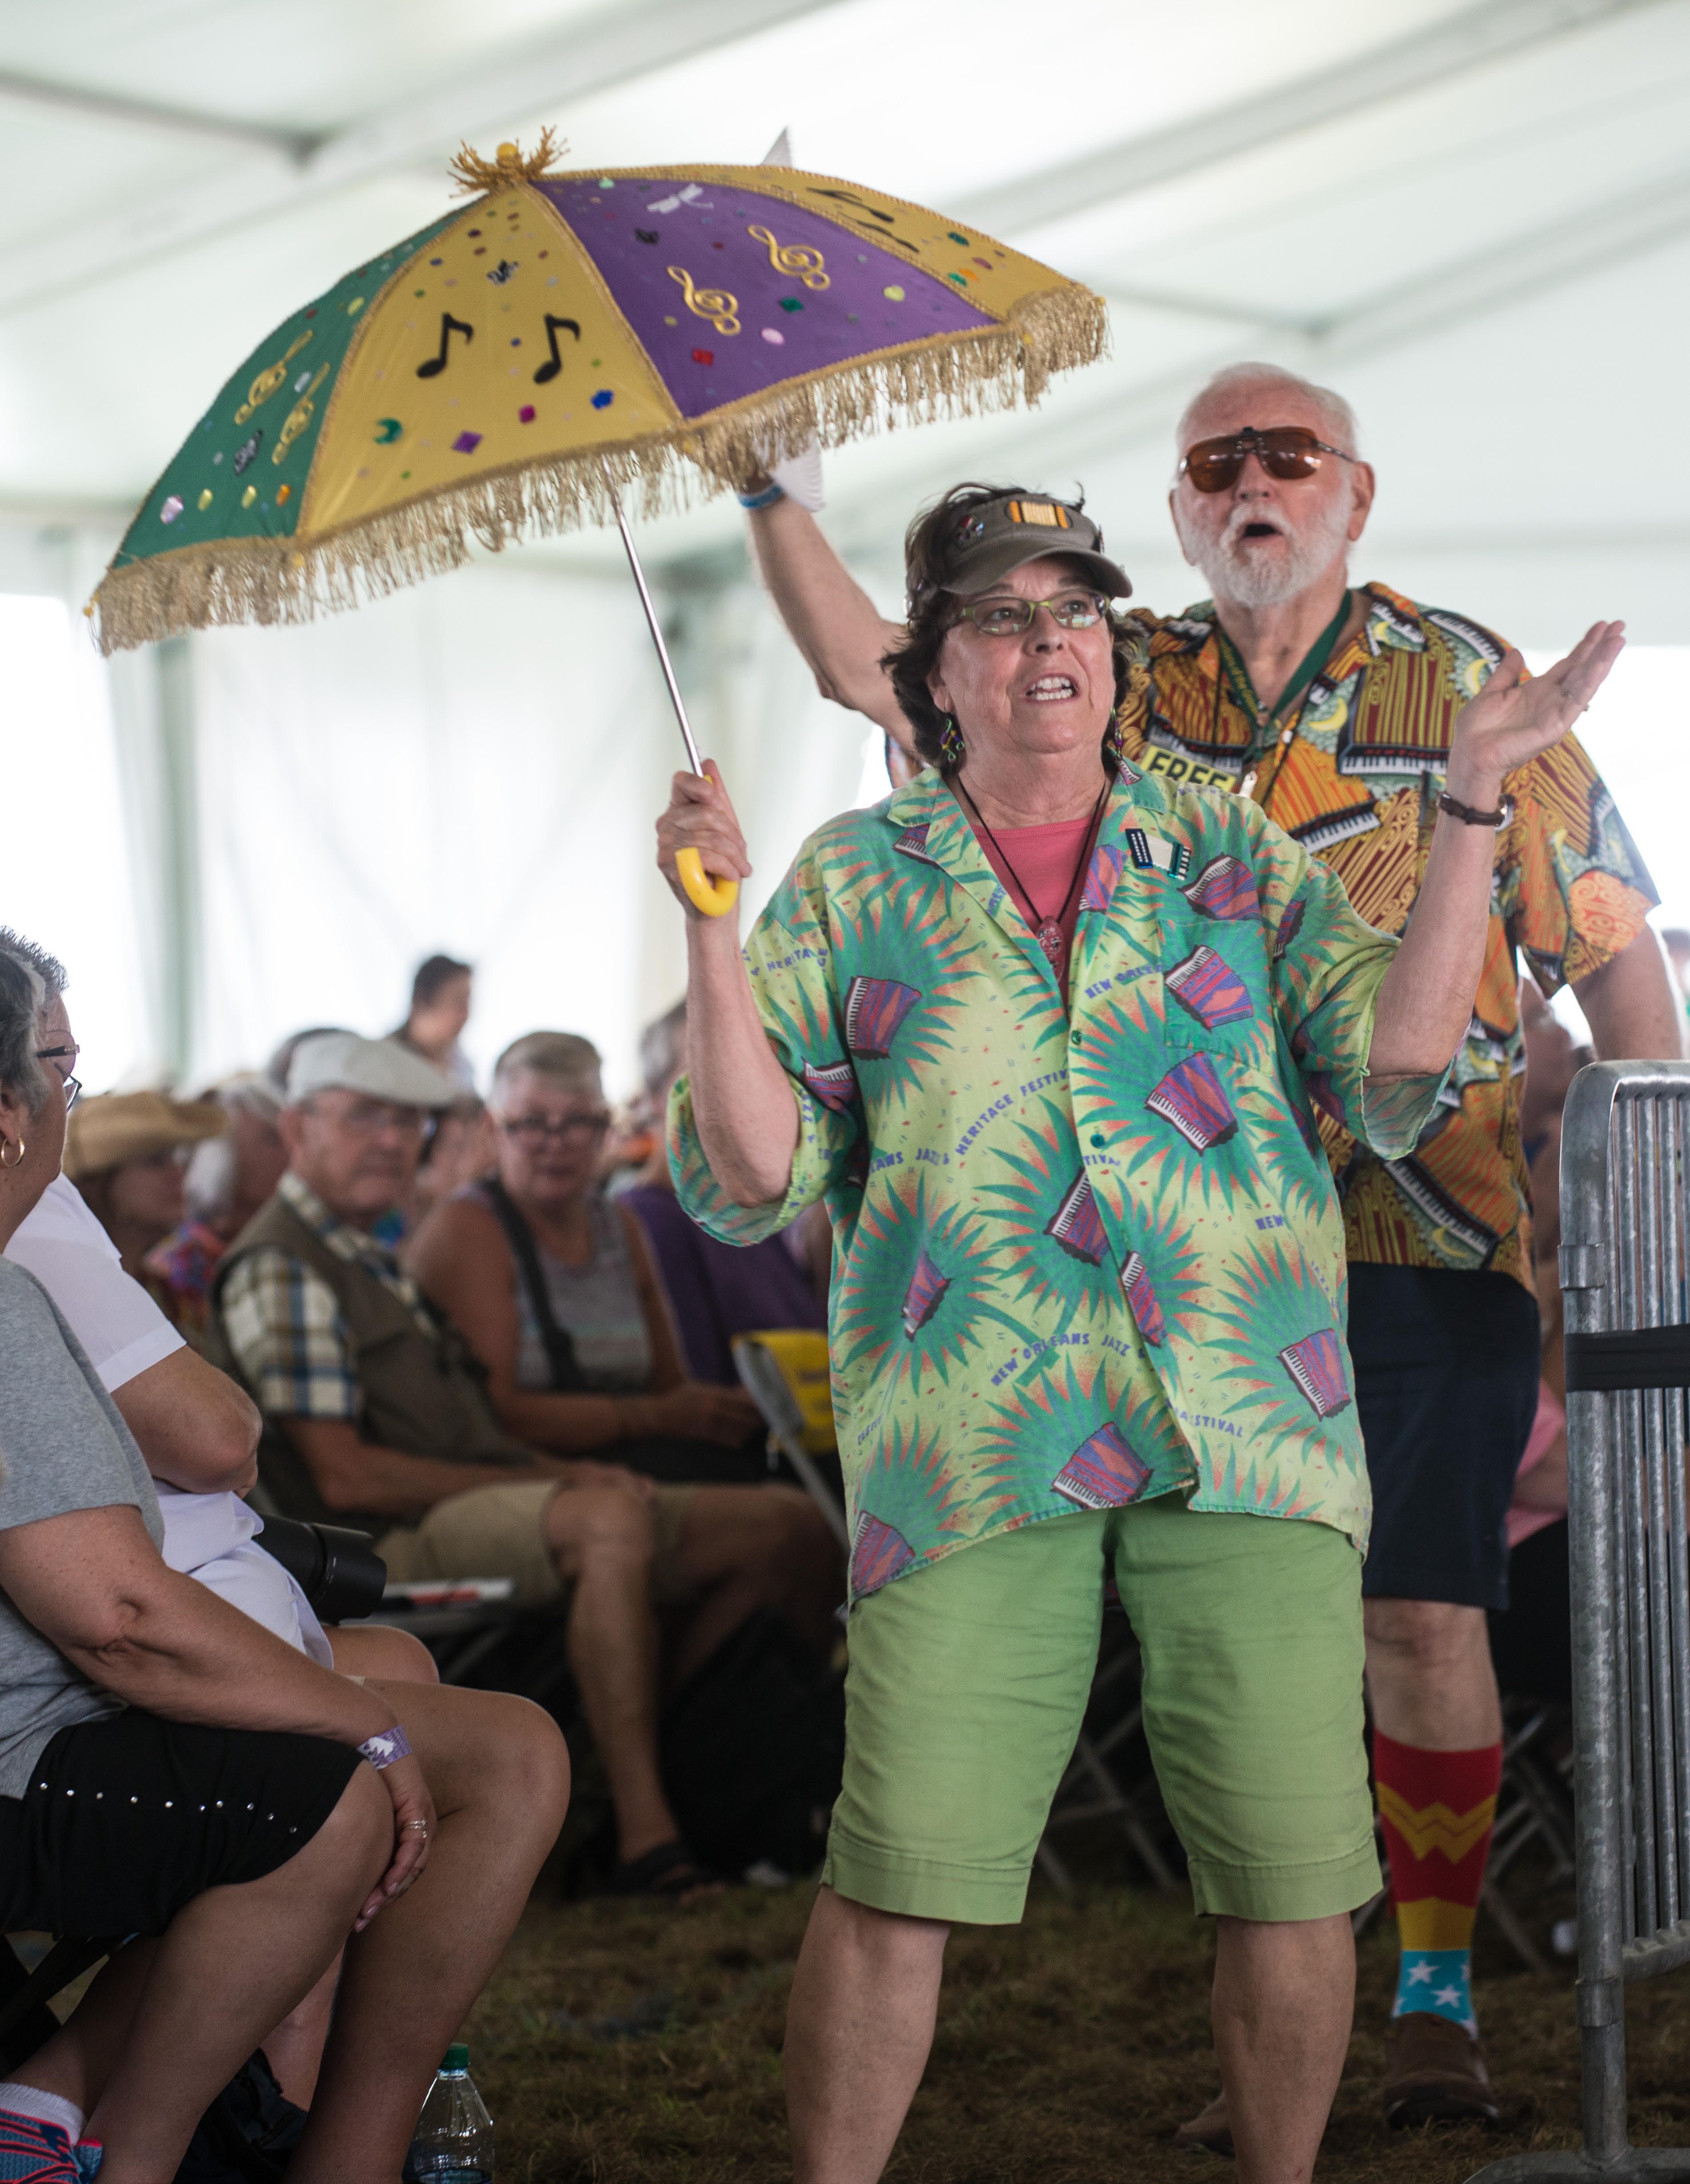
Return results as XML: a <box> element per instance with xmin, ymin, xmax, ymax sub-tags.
<box><xmin>0</xmin><ymin>1136</ymin><xmax>25</xmax><ymax>1171</ymax></box>
<box><xmin>939</xmin><ymin>714</ymin><xmax>965</xmax><ymax>769</ymax></box>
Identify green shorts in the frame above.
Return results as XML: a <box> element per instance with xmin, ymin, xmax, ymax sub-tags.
<box><xmin>821</xmin><ymin>1494</ymin><xmax>1378</xmax><ymax>1927</ymax></box>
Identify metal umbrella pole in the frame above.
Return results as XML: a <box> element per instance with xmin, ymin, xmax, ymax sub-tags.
<box><xmin>601</xmin><ymin>458</ymin><xmax>737</xmax><ymax>918</ymax></box>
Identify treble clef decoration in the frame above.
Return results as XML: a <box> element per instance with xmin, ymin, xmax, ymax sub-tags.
<box><xmin>272</xmin><ymin>364</ymin><xmax>330</xmax><ymax>464</ymax></box>
<box><xmin>746</xmin><ymin>224</ymin><xmax>829</xmax><ymax>290</ymax></box>
<box><xmin>234</xmin><ymin>331</ymin><xmax>313</xmax><ymax>425</ymax></box>
<box><xmin>668</xmin><ymin>265</ymin><xmax>740</xmax><ymax>336</ymax></box>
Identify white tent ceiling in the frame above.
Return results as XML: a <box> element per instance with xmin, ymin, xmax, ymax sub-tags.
<box><xmin>4</xmin><ymin>0</ymin><xmax>1689</xmax><ymax>1093</ymax></box>
<box><xmin>4</xmin><ymin>0</ymin><xmax>1690</xmax><ymax>643</ymax></box>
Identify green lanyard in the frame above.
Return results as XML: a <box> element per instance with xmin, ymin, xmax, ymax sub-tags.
<box><xmin>1213</xmin><ymin>589</ymin><xmax>1353</xmax><ymax>745</ymax></box>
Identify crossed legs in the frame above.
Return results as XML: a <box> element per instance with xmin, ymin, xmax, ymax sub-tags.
<box><xmin>544</xmin><ymin>1481</ymin><xmax>841</xmax><ymax>1866</ymax></box>
<box><xmin>11</xmin><ymin>1681</ymin><xmax>567</xmax><ymax>2180</ymax></box>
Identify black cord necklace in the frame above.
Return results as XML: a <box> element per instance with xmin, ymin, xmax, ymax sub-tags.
<box><xmin>953</xmin><ymin>772</ymin><xmax>1109</xmax><ymax>971</ymax></box>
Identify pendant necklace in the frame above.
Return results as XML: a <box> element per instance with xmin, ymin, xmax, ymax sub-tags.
<box><xmin>1213</xmin><ymin>589</ymin><xmax>1354</xmax><ymax>809</ymax></box>
<box><xmin>954</xmin><ymin>775</ymin><xmax>1109</xmax><ymax>971</ymax></box>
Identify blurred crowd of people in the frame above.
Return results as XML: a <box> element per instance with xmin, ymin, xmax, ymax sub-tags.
<box><xmin>0</xmin><ymin>936</ymin><xmax>843</xmax><ymax>2176</ymax></box>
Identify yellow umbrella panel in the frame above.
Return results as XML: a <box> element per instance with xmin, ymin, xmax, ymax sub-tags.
<box><xmin>92</xmin><ymin>147</ymin><xmax>1107</xmax><ymax>655</ymax></box>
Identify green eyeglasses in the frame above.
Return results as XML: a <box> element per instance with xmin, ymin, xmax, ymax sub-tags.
<box><xmin>952</xmin><ymin>592</ymin><xmax>1107</xmax><ymax>638</ymax></box>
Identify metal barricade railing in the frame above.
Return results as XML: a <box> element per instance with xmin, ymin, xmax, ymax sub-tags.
<box><xmin>1471</xmin><ymin>1062</ymin><xmax>1690</xmax><ymax>2184</ymax></box>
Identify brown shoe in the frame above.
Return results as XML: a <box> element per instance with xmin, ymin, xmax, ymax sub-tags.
<box><xmin>1382</xmin><ymin>2012</ymin><xmax>1501</xmax><ymax>2128</ymax></box>
<box><xmin>1173</xmin><ymin>2088</ymin><xmax>1234</xmax><ymax>2158</ymax></box>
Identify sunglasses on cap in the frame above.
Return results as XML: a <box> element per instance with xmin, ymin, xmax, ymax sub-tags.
<box><xmin>1178</xmin><ymin>425</ymin><xmax>1357</xmax><ymax>494</ymax></box>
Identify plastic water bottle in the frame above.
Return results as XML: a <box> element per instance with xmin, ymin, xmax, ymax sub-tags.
<box><xmin>404</xmin><ymin>2043</ymin><xmax>494</xmax><ymax>2182</ymax></box>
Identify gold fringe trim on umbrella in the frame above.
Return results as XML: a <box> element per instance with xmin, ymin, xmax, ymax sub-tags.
<box><xmin>92</xmin><ymin>284</ymin><xmax>1108</xmax><ymax>655</ymax></box>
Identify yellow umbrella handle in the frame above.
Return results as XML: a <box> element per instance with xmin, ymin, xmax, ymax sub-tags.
<box><xmin>677</xmin><ymin>847</ymin><xmax>739</xmax><ymax>918</ymax></box>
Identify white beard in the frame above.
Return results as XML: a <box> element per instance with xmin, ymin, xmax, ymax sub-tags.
<box><xmin>1185</xmin><ymin>496</ymin><xmax>1352</xmax><ymax>609</ymax></box>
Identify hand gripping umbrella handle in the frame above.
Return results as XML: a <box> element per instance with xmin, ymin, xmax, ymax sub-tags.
<box><xmin>602</xmin><ymin>461</ymin><xmax>739</xmax><ymax>919</ymax></box>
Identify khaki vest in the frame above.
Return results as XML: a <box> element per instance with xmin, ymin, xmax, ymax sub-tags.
<box><xmin>204</xmin><ymin>1189</ymin><xmax>533</xmax><ymax>1536</ymax></box>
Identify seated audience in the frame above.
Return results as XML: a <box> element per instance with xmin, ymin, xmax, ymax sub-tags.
<box><xmin>0</xmin><ymin>939</ymin><xmax>569</xmax><ymax>2178</ymax></box>
<box><xmin>2</xmin><ymin>942</ymin><xmax>438</xmax><ymax>2107</ymax></box>
<box><xmin>408</xmin><ymin>1031</ymin><xmax>775</xmax><ymax>1472</ymax></box>
<box><xmin>391</xmin><ymin>953</ymin><xmax>475</xmax><ymax>1091</ymax></box>
<box><xmin>619</xmin><ymin>1002</ymin><xmax>828</xmax><ymax>1385</ymax></box>
<box><xmin>209</xmin><ymin>1032</ymin><xmax>837</xmax><ymax>1898</ymax></box>
<box><xmin>147</xmin><ymin>1073</ymin><xmax>288</xmax><ymax>1337</ymax></box>
<box><xmin>64</xmin><ymin>1090</ymin><xmax>225</xmax><ymax>1313</ymax></box>
<box><xmin>411</xmin><ymin>1092</ymin><xmax>496</xmax><ymax>1230</ymax></box>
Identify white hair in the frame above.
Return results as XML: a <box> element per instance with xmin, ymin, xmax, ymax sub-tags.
<box><xmin>1174</xmin><ymin>363</ymin><xmax>1362</xmax><ymax>466</ymax></box>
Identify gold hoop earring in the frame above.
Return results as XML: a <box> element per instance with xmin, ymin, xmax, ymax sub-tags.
<box><xmin>0</xmin><ymin>1137</ymin><xmax>25</xmax><ymax>1171</ymax></box>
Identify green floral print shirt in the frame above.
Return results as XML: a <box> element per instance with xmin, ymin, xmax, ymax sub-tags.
<box><xmin>670</xmin><ymin>760</ymin><xmax>1450</xmax><ymax>1601</ymax></box>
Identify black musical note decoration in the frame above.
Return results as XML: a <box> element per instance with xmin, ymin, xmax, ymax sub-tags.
<box><xmin>416</xmin><ymin>313</ymin><xmax>474</xmax><ymax>379</ymax></box>
<box><xmin>804</xmin><ymin>188</ymin><xmax>920</xmax><ymax>256</ymax></box>
<box><xmin>533</xmin><ymin>313</ymin><xmax>582</xmax><ymax>385</ymax></box>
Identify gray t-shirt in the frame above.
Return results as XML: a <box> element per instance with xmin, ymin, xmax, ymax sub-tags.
<box><xmin>0</xmin><ymin>1256</ymin><xmax>163</xmax><ymax>1799</ymax></box>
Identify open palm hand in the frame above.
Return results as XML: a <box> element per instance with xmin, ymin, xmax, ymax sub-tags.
<box><xmin>1448</xmin><ymin>621</ymin><xmax>1625</xmax><ymax>803</ymax></box>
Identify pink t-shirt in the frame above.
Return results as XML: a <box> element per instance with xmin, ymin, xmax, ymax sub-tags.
<box><xmin>972</xmin><ymin>813</ymin><xmax>1101</xmax><ymax>992</ymax></box>
<box><xmin>1507</xmin><ymin>1380</ymin><xmax>1567</xmax><ymax>1548</ymax></box>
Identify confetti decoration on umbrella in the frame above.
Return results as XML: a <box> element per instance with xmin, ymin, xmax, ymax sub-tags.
<box><xmin>90</xmin><ymin>133</ymin><xmax>1108</xmax><ymax>654</ymax></box>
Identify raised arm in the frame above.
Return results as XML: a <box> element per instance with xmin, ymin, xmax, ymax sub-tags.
<box><xmin>1573</xmin><ymin>925</ymin><xmax>1685</xmax><ymax>1062</ymax></box>
<box><xmin>746</xmin><ymin>490</ymin><xmax>915</xmax><ymax>755</ymax></box>
<box><xmin>1370</xmin><ymin>622</ymin><xmax>1627</xmax><ymax>1078</ymax></box>
<box><xmin>655</xmin><ymin>763</ymin><xmax>801</xmax><ymax>1208</ymax></box>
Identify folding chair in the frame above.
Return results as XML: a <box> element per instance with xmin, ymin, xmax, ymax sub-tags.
<box><xmin>732</xmin><ymin>1331</ymin><xmax>849</xmax><ymax>1546</ymax></box>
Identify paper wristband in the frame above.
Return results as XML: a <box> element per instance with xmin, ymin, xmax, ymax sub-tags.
<box><xmin>356</xmin><ymin>1726</ymin><xmax>413</xmax><ymax>1770</ymax></box>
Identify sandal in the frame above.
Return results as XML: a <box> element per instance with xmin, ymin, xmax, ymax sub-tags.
<box><xmin>609</xmin><ymin>1839</ymin><xmax>722</xmax><ymax>1901</ymax></box>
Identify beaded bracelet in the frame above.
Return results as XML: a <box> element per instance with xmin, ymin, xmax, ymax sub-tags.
<box><xmin>356</xmin><ymin>1726</ymin><xmax>413</xmax><ymax>1770</ymax></box>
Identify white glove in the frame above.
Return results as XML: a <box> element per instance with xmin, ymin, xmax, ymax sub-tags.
<box><xmin>769</xmin><ymin>439</ymin><xmax>824</xmax><ymax>513</ymax></box>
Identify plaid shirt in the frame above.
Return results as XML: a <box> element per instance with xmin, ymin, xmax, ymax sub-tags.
<box><xmin>219</xmin><ymin>1173</ymin><xmax>437</xmax><ymax>1420</ymax></box>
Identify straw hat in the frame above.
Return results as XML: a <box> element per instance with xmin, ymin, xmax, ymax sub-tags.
<box><xmin>64</xmin><ymin>1090</ymin><xmax>227</xmax><ymax>1183</ymax></box>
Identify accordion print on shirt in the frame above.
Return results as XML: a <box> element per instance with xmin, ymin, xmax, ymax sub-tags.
<box><xmin>671</xmin><ymin>763</ymin><xmax>1450</xmax><ymax>1601</ymax></box>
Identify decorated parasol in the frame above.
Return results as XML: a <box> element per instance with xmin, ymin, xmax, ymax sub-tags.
<box><xmin>91</xmin><ymin>135</ymin><xmax>1108</xmax><ymax>911</ymax></box>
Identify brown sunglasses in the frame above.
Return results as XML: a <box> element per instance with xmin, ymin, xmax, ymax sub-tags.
<box><xmin>1179</xmin><ymin>424</ymin><xmax>1357</xmax><ymax>494</ymax></box>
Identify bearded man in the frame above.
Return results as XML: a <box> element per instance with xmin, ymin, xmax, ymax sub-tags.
<box><xmin>734</xmin><ymin>362</ymin><xmax>1680</xmax><ymax>2134</ymax></box>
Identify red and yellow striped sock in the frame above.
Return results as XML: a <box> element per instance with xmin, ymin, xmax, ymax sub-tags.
<box><xmin>1374</xmin><ymin>1731</ymin><xmax>1501</xmax><ymax>2035</ymax></box>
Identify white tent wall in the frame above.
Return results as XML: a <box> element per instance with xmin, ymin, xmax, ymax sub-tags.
<box><xmin>180</xmin><ymin>549</ymin><xmax>875</xmax><ymax>1101</ymax></box>
<box><xmin>183</xmin><ymin>564</ymin><xmax>675</xmax><ymax>1095</ymax></box>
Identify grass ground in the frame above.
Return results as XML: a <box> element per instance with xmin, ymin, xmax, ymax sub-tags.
<box><xmin>458</xmin><ymin>1873</ymin><xmax>1690</xmax><ymax>2184</ymax></box>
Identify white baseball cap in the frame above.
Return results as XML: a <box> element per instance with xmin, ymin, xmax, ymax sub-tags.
<box><xmin>286</xmin><ymin>1032</ymin><xmax>458</xmax><ymax>1111</ymax></box>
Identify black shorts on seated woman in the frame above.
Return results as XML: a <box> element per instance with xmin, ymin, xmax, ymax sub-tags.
<box><xmin>0</xmin><ymin>1711</ymin><xmax>358</xmax><ymax>1939</ymax></box>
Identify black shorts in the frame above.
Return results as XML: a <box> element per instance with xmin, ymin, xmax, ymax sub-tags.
<box><xmin>1350</xmin><ymin>1264</ymin><xmax>1541</xmax><ymax>1612</ymax></box>
<box><xmin>0</xmin><ymin>1709</ymin><xmax>361</xmax><ymax>1938</ymax></box>
<box><xmin>1488</xmin><ymin>1518</ymin><xmax>1571</xmax><ymax>1704</ymax></box>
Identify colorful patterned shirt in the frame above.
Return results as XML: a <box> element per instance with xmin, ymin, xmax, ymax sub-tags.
<box><xmin>219</xmin><ymin>1173</ymin><xmax>436</xmax><ymax>1419</ymax></box>
<box><xmin>1133</xmin><ymin>582</ymin><xmax>1656</xmax><ymax>1286</ymax></box>
<box><xmin>671</xmin><ymin>762</ymin><xmax>1449</xmax><ymax>1598</ymax></box>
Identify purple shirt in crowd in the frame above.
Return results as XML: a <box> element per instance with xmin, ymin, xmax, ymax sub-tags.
<box><xmin>620</xmin><ymin>1184</ymin><xmax>825</xmax><ymax>1386</ymax></box>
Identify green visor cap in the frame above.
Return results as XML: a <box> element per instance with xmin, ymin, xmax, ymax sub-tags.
<box><xmin>936</xmin><ymin>494</ymin><xmax>1131</xmax><ymax>600</ymax></box>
